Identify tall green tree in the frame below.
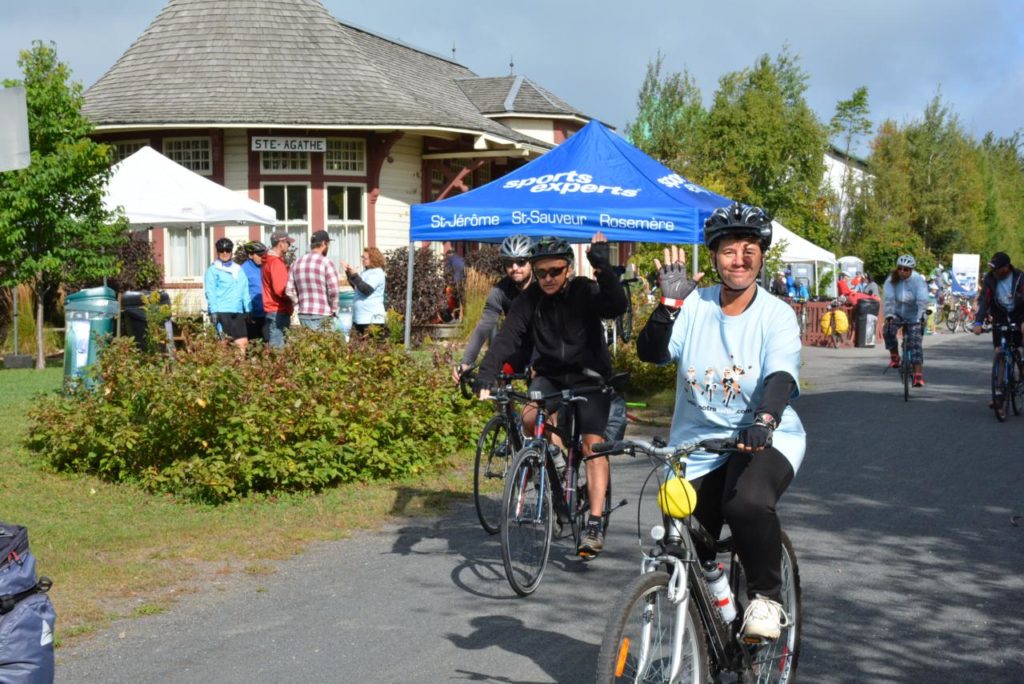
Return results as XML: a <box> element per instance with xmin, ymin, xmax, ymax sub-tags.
<box><xmin>0</xmin><ymin>41</ymin><xmax>125</xmax><ymax>368</ymax></box>
<box><xmin>975</xmin><ymin>133</ymin><xmax>1024</xmax><ymax>261</ymax></box>
<box><xmin>829</xmin><ymin>86</ymin><xmax>871</xmax><ymax>243</ymax></box>
<box><xmin>701</xmin><ymin>48</ymin><xmax>831</xmax><ymax>245</ymax></box>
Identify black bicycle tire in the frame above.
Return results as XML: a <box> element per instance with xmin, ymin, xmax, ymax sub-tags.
<box><xmin>474</xmin><ymin>414</ymin><xmax>513</xmax><ymax>535</ymax></box>
<box><xmin>616</xmin><ymin>308</ymin><xmax>634</xmax><ymax>344</ymax></box>
<box><xmin>902</xmin><ymin>358</ymin><xmax>910</xmax><ymax>402</ymax></box>
<box><xmin>945</xmin><ymin>309</ymin><xmax>959</xmax><ymax>333</ymax></box>
<box><xmin>992</xmin><ymin>354</ymin><xmax>1008</xmax><ymax>422</ymax></box>
<box><xmin>500</xmin><ymin>447</ymin><xmax>553</xmax><ymax>597</ymax></box>
<box><xmin>595</xmin><ymin>571</ymin><xmax>710</xmax><ymax>683</ymax></box>
<box><xmin>1012</xmin><ymin>358</ymin><xmax>1022</xmax><ymax>416</ymax></box>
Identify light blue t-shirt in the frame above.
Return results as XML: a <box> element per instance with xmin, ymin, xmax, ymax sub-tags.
<box><xmin>353</xmin><ymin>267</ymin><xmax>386</xmax><ymax>325</ymax></box>
<box><xmin>667</xmin><ymin>285</ymin><xmax>806</xmax><ymax>479</ymax></box>
<box><xmin>997</xmin><ymin>275</ymin><xmax>1015</xmax><ymax>313</ymax></box>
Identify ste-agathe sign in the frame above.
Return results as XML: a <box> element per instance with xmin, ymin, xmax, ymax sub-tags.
<box><xmin>251</xmin><ymin>137</ymin><xmax>326</xmax><ymax>153</ymax></box>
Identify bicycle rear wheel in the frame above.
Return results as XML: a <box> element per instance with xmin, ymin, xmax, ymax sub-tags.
<box><xmin>734</xmin><ymin>531</ymin><xmax>802</xmax><ymax>683</ymax></box>
<box><xmin>616</xmin><ymin>306</ymin><xmax>634</xmax><ymax>344</ymax></box>
<box><xmin>992</xmin><ymin>354</ymin><xmax>1009</xmax><ymax>422</ymax></box>
<box><xmin>945</xmin><ymin>309</ymin><xmax>959</xmax><ymax>333</ymax></box>
<box><xmin>500</xmin><ymin>447</ymin><xmax>553</xmax><ymax>596</ymax></box>
<box><xmin>596</xmin><ymin>571</ymin><xmax>709</xmax><ymax>684</ymax></box>
<box><xmin>474</xmin><ymin>415</ymin><xmax>515</xmax><ymax>535</ymax></box>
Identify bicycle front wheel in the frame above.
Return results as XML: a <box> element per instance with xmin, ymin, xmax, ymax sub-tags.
<box><xmin>945</xmin><ymin>310</ymin><xmax>959</xmax><ymax>333</ymax></box>
<box><xmin>500</xmin><ymin>447</ymin><xmax>553</xmax><ymax>596</ymax></box>
<box><xmin>596</xmin><ymin>571</ymin><xmax>709</xmax><ymax>684</ymax></box>
<box><xmin>616</xmin><ymin>307</ymin><xmax>634</xmax><ymax>344</ymax></box>
<box><xmin>1014</xmin><ymin>356</ymin><xmax>1024</xmax><ymax>416</ymax></box>
<box><xmin>992</xmin><ymin>354</ymin><xmax>1009</xmax><ymax>422</ymax></box>
<box><xmin>902</xmin><ymin>359</ymin><xmax>910</xmax><ymax>402</ymax></box>
<box><xmin>474</xmin><ymin>415</ymin><xmax>515</xmax><ymax>534</ymax></box>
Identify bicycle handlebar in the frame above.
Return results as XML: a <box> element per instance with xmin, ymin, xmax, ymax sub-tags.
<box><xmin>592</xmin><ymin>438</ymin><xmax>739</xmax><ymax>459</ymax></box>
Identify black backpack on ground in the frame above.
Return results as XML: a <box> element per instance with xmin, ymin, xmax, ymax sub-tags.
<box><xmin>0</xmin><ymin>523</ymin><xmax>56</xmax><ymax>684</ymax></box>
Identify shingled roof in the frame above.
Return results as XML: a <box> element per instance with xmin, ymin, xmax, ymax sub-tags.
<box><xmin>456</xmin><ymin>76</ymin><xmax>584</xmax><ymax>118</ymax></box>
<box><xmin>82</xmin><ymin>0</ymin><xmax>575</xmax><ymax>146</ymax></box>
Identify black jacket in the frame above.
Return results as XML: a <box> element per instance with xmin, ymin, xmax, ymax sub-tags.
<box><xmin>976</xmin><ymin>267</ymin><xmax>1024</xmax><ymax>325</ymax></box>
<box><xmin>475</xmin><ymin>268</ymin><xmax>627</xmax><ymax>388</ymax></box>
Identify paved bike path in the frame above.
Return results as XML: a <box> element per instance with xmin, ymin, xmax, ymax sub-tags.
<box><xmin>58</xmin><ymin>332</ymin><xmax>1024</xmax><ymax>682</ymax></box>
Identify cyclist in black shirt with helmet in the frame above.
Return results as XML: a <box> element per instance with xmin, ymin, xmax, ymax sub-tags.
<box><xmin>474</xmin><ymin>232</ymin><xmax>627</xmax><ymax>557</ymax></box>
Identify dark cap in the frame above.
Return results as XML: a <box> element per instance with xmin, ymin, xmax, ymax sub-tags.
<box><xmin>270</xmin><ymin>231</ymin><xmax>295</xmax><ymax>246</ymax></box>
<box><xmin>989</xmin><ymin>252</ymin><xmax>1011</xmax><ymax>269</ymax></box>
<box><xmin>215</xmin><ymin>237</ymin><xmax>233</xmax><ymax>253</ymax></box>
<box><xmin>244</xmin><ymin>241</ymin><xmax>268</xmax><ymax>255</ymax></box>
<box><xmin>311</xmin><ymin>229</ymin><xmax>331</xmax><ymax>245</ymax></box>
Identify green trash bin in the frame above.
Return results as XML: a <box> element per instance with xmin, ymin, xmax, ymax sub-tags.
<box><xmin>63</xmin><ymin>286</ymin><xmax>119</xmax><ymax>384</ymax></box>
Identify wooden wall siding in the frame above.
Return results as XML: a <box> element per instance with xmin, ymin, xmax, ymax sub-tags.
<box><xmin>376</xmin><ymin>135</ymin><xmax>423</xmax><ymax>253</ymax></box>
<box><xmin>503</xmin><ymin>117</ymin><xmax>554</xmax><ymax>145</ymax></box>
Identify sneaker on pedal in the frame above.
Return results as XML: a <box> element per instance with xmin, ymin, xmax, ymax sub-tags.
<box><xmin>741</xmin><ymin>595</ymin><xmax>789</xmax><ymax>642</ymax></box>
<box><xmin>578</xmin><ymin>519</ymin><xmax>604</xmax><ymax>558</ymax></box>
<box><xmin>913</xmin><ymin>373</ymin><xmax>925</xmax><ymax>387</ymax></box>
<box><xmin>888</xmin><ymin>354</ymin><xmax>900</xmax><ymax>369</ymax></box>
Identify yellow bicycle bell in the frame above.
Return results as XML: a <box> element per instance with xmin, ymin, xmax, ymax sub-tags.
<box><xmin>658</xmin><ymin>476</ymin><xmax>698</xmax><ymax>518</ymax></box>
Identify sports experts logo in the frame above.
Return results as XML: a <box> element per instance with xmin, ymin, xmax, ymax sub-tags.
<box><xmin>657</xmin><ymin>173</ymin><xmax>712</xmax><ymax>195</ymax></box>
<box><xmin>503</xmin><ymin>170</ymin><xmax>640</xmax><ymax>198</ymax></box>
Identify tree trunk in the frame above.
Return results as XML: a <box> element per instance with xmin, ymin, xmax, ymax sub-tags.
<box><xmin>35</xmin><ymin>283</ymin><xmax>45</xmax><ymax>370</ymax></box>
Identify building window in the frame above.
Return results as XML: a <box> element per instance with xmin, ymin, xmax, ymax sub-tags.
<box><xmin>166</xmin><ymin>225</ymin><xmax>211</xmax><ymax>280</ymax></box>
<box><xmin>112</xmin><ymin>140</ymin><xmax>148</xmax><ymax>164</ymax></box>
<box><xmin>430</xmin><ymin>169</ymin><xmax>445</xmax><ymax>199</ymax></box>
<box><xmin>164</xmin><ymin>137</ymin><xmax>212</xmax><ymax>174</ymax></box>
<box><xmin>262</xmin><ymin>184</ymin><xmax>309</xmax><ymax>255</ymax></box>
<box><xmin>325</xmin><ymin>139</ymin><xmax>366</xmax><ymax>174</ymax></box>
<box><xmin>325</xmin><ymin>184</ymin><xmax>366</xmax><ymax>267</ymax></box>
<box><xmin>477</xmin><ymin>163</ymin><xmax>491</xmax><ymax>187</ymax></box>
<box><xmin>261</xmin><ymin>151</ymin><xmax>309</xmax><ymax>173</ymax></box>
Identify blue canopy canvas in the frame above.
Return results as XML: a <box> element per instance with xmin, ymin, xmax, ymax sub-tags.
<box><xmin>409</xmin><ymin>120</ymin><xmax>731</xmax><ymax>245</ymax></box>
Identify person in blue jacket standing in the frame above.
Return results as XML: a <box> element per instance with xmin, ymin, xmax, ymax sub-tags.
<box><xmin>883</xmin><ymin>254</ymin><xmax>930</xmax><ymax>386</ymax></box>
<box><xmin>205</xmin><ymin>237</ymin><xmax>251</xmax><ymax>353</ymax></box>
<box><xmin>241</xmin><ymin>241</ymin><xmax>268</xmax><ymax>343</ymax></box>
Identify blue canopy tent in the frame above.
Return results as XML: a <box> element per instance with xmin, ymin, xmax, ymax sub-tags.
<box><xmin>404</xmin><ymin>120</ymin><xmax>732</xmax><ymax>346</ymax></box>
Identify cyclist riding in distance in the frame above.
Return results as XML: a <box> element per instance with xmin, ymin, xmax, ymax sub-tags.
<box><xmin>883</xmin><ymin>254</ymin><xmax>929</xmax><ymax>387</ymax></box>
<box><xmin>636</xmin><ymin>202</ymin><xmax>806</xmax><ymax>643</ymax></box>
<box><xmin>452</xmin><ymin>234</ymin><xmax>535</xmax><ymax>382</ymax></box>
<box><xmin>972</xmin><ymin>251</ymin><xmax>1024</xmax><ymax>369</ymax></box>
<box><xmin>473</xmin><ymin>232</ymin><xmax>628</xmax><ymax>557</ymax></box>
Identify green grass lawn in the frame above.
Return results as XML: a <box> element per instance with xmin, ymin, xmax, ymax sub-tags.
<box><xmin>0</xmin><ymin>367</ymin><xmax>476</xmax><ymax>645</ymax></box>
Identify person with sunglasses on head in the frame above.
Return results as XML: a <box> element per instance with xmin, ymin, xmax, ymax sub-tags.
<box><xmin>636</xmin><ymin>202</ymin><xmax>805</xmax><ymax>642</ymax></box>
<box><xmin>883</xmin><ymin>254</ymin><xmax>929</xmax><ymax>386</ymax></box>
<box><xmin>452</xmin><ymin>234</ymin><xmax>535</xmax><ymax>383</ymax></box>
<box><xmin>473</xmin><ymin>232</ymin><xmax>627</xmax><ymax>557</ymax></box>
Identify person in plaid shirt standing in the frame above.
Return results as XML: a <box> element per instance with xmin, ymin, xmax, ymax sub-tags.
<box><xmin>286</xmin><ymin>230</ymin><xmax>339</xmax><ymax>330</ymax></box>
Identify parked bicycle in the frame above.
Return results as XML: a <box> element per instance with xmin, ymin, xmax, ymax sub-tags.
<box><xmin>604</xmin><ymin>270</ymin><xmax>641</xmax><ymax>348</ymax></box>
<box><xmin>820</xmin><ymin>300</ymin><xmax>846</xmax><ymax>349</ymax></box>
<box><xmin>990</xmin><ymin>323</ymin><xmax>1024</xmax><ymax>422</ymax></box>
<box><xmin>945</xmin><ymin>295</ymin><xmax>973</xmax><ymax>333</ymax></box>
<box><xmin>500</xmin><ymin>374</ymin><xmax>628</xmax><ymax>596</ymax></box>
<box><xmin>594</xmin><ymin>437</ymin><xmax>800</xmax><ymax>683</ymax></box>
<box><xmin>459</xmin><ymin>366</ymin><xmax>529</xmax><ymax>534</ymax></box>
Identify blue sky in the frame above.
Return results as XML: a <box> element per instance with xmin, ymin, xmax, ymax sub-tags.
<box><xmin>3</xmin><ymin>0</ymin><xmax>1022</xmax><ymax>154</ymax></box>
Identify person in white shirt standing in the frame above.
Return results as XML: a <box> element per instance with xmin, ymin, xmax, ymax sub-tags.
<box><xmin>342</xmin><ymin>246</ymin><xmax>387</xmax><ymax>338</ymax></box>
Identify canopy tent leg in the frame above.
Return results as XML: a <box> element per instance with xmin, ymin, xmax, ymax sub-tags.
<box><xmin>404</xmin><ymin>239</ymin><xmax>414</xmax><ymax>350</ymax></box>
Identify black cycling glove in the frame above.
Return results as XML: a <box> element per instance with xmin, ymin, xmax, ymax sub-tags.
<box><xmin>586</xmin><ymin>241</ymin><xmax>611</xmax><ymax>272</ymax></box>
<box><xmin>658</xmin><ymin>262</ymin><xmax>698</xmax><ymax>305</ymax></box>
<box><xmin>738</xmin><ymin>413</ymin><xmax>776</xmax><ymax>451</ymax></box>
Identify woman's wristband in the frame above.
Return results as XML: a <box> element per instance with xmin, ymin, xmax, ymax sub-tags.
<box><xmin>660</xmin><ymin>296</ymin><xmax>685</xmax><ymax>309</ymax></box>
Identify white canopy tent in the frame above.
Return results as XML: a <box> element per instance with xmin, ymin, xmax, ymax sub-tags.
<box><xmin>772</xmin><ymin>220</ymin><xmax>837</xmax><ymax>297</ymax></box>
<box><xmin>104</xmin><ymin>146</ymin><xmax>277</xmax><ymax>227</ymax></box>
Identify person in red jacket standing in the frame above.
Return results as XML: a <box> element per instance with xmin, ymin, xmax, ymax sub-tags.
<box><xmin>262</xmin><ymin>231</ymin><xmax>295</xmax><ymax>347</ymax></box>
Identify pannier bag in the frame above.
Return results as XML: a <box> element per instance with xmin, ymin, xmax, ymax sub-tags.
<box><xmin>820</xmin><ymin>309</ymin><xmax>849</xmax><ymax>336</ymax></box>
<box><xmin>0</xmin><ymin>523</ymin><xmax>56</xmax><ymax>684</ymax></box>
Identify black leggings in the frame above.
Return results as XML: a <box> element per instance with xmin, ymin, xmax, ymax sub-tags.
<box><xmin>690</xmin><ymin>447</ymin><xmax>794</xmax><ymax>603</ymax></box>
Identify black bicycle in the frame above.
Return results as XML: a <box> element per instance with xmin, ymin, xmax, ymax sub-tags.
<box><xmin>500</xmin><ymin>375</ymin><xmax>628</xmax><ymax>596</ymax></box>
<box><xmin>459</xmin><ymin>366</ymin><xmax>530</xmax><ymax>534</ymax></box>
<box><xmin>594</xmin><ymin>437</ymin><xmax>800</xmax><ymax>683</ymax></box>
<box><xmin>884</xmin><ymin>318</ymin><xmax>916</xmax><ymax>401</ymax></box>
<box><xmin>990</xmin><ymin>323</ymin><xmax>1024</xmax><ymax>422</ymax></box>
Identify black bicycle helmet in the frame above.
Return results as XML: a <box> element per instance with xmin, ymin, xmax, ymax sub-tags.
<box><xmin>529</xmin><ymin>236</ymin><xmax>574</xmax><ymax>263</ymax></box>
<box><xmin>244</xmin><ymin>240</ymin><xmax>268</xmax><ymax>255</ymax></box>
<box><xmin>703</xmin><ymin>202</ymin><xmax>772</xmax><ymax>251</ymax></box>
<box><xmin>499</xmin><ymin>234</ymin><xmax>533</xmax><ymax>259</ymax></box>
<box><xmin>215</xmin><ymin>237</ymin><xmax>234</xmax><ymax>253</ymax></box>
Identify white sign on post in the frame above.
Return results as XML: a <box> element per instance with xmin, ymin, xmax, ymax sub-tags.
<box><xmin>251</xmin><ymin>136</ymin><xmax>326</xmax><ymax>153</ymax></box>
<box><xmin>0</xmin><ymin>87</ymin><xmax>30</xmax><ymax>172</ymax></box>
<box><xmin>952</xmin><ymin>253</ymin><xmax>980</xmax><ymax>294</ymax></box>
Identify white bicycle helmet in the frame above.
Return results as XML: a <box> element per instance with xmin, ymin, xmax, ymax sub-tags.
<box><xmin>499</xmin><ymin>234</ymin><xmax>533</xmax><ymax>259</ymax></box>
<box><xmin>896</xmin><ymin>254</ymin><xmax>916</xmax><ymax>269</ymax></box>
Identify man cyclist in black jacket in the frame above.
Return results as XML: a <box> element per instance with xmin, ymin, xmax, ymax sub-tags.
<box><xmin>474</xmin><ymin>232</ymin><xmax>627</xmax><ymax>557</ymax></box>
<box><xmin>973</xmin><ymin>252</ymin><xmax>1024</xmax><ymax>403</ymax></box>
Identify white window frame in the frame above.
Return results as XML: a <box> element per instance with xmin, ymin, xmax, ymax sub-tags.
<box><xmin>260</xmin><ymin>151</ymin><xmax>310</xmax><ymax>175</ymax></box>
<box><xmin>324</xmin><ymin>138</ymin><xmax>367</xmax><ymax>175</ymax></box>
<box><xmin>324</xmin><ymin>183</ymin><xmax>367</xmax><ymax>268</ymax></box>
<box><xmin>261</xmin><ymin>182</ymin><xmax>311</xmax><ymax>256</ymax></box>
<box><xmin>164</xmin><ymin>136</ymin><xmax>213</xmax><ymax>175</ymax></box>
<box><xmin>163</xmin><ymin>224</ymin><xmax>213</xmax><ymax>284</ymax></box>
<box><xmin>111</xmin><ymin>139</ymin><xmax>149</xmax><ymax>164</ymax></box>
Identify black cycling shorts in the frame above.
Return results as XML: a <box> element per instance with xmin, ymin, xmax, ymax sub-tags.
<box><xmin>214</xmin><ymin>312</ymin><xmax>248</xmax><ymax>341</ymax></box>
<box><xmin>529</xmin><ymin>373</ymin><xmax>611</xmax><ymax>438</ymax></box>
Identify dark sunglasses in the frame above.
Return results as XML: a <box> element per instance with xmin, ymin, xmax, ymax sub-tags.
<box><xmin>535</xmin><ymin>265</ymin><xmax>568</xmax><ymax>280</ymax></box>
<box><xmin>503</xmin><ymin>258</ymin><xmax>529</xmax><ymax>268</ymax></box>
<box><xmin>897</xmin><ymin>266</ymin><xmax>911</xmax><ymax>273</ymax></box>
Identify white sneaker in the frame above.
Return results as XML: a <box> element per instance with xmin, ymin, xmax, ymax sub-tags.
<box><xmin>741</xmin><ymin>595</ymin><xmax>790</xmax><ymax>641</ymax></box>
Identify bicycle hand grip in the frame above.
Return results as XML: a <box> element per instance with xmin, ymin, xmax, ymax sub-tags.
<box><xmin>699</xmin><ymin>438</ymin><xmax>738</xmax><ymax>453</ymax></box>
<box><xmin>592</xmin><ymin>440</ymin><xmax>629</xmax><ymax>455</ymax></box>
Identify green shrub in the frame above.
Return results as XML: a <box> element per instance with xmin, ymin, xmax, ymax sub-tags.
<box><xmin>26</xmin><ymin>328</ymin><xmax>487</xmax><ymax>503</ymax></box>
<box><xmin>612</xmin><ymin>300</ymin><xmax>677</xmax><ymax>398</ymax></box>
